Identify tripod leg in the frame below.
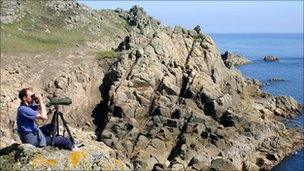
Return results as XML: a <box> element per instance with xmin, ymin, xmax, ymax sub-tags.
<box><xmin>56</xmin><ymin>111</ymin><xmax>60</xmax><ymax>136</ymax></box>
<box><xmin>58</xmin><ymin>112</ymin><xmax>75</xmax><ymax>144</ymax></box>
<box><xmin>50</xmin><ymin>112</ymin><xmax>58</xmax><ymax>146</ymax></box>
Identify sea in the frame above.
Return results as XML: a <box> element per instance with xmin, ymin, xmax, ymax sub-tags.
<box><xmin>211</xmin><ymin>33</ymin><xmax>304</xmax><ymax>171</ymax></box>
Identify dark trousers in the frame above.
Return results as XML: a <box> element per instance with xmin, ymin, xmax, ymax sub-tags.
<box><xmin>20</xmin><ymin>124</ymin><xmax>74</xmax><ymax>150</ymax></box>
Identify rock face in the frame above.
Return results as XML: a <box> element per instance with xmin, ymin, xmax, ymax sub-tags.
<box><xmin>221</xmin><ymin>51</ymin><xmax>252</xmax><ymax>68</ymax></box>
<box><xmin>95</xmin><ymin>10</ymin><xmax>302</xmax><ymax>170</ymax></box>
<box><xmin>264</xmin><ymin>55</ymin><xmax>279</xmax><ymax>62</ymax></box>
<box><xmin>0</xmin><ymin>129</ymin><xmax>132</xmax><ymax>170</ymax></box>
<box><xmin>0</xmin><ymin>0</ymin><xmax>303</xmax><ymax>170</ymax></box>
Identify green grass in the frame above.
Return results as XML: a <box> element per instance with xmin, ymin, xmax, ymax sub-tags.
<box><xmin>0</xmin><ymin>1</ymin><xmax>129</xmax><ymax>55</ymax></box>
<box><xmin>0</xmin><ymin>8</ymin><xmax>89</xmax><ymax>53</ymax></box>
<box><xmin>0</xmin><ymin>1</ymin><xmax>91</xmax><ymax>54</ymax></box>
<box><xmin>96</xmin><ymin>50</ymin><xmax>117</xmax><ymax>59</ymax></box>
<box><xmin>1</xmin><ymin>24</ymin><xmax>88</xmax><ymax>53</ymax></box>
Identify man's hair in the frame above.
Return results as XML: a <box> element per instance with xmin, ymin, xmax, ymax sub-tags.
<box><xmin>18</xmin><ymin>87</ymin><xmax>33</xmax><ymax>101</ymax></box>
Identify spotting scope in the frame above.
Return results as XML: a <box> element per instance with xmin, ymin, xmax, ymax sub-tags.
<box><xmin>46</xmin><ymin>97</ymin><xmax>72</xmax><ymax>107</ymax></box>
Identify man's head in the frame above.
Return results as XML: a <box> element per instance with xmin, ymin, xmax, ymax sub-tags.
<box><xmin>18</xmin><ymin>87</ymin><xmax>33</xmax><ymax>104</ymax></box>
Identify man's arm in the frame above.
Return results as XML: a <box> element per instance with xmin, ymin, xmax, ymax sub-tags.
<box><xmin>35</xmin><ymin>93</ymin><xmax>47</xmax><ymax>120</ymax></box>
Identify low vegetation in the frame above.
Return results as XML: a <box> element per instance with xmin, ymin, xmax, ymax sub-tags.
<box><xmin>96</xmin><ymin>50</ymin><xmax>117</xmax><ymax>59</ymax></box>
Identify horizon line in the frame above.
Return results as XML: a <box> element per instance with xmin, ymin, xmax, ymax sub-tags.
<box><xmin>208</xmin><ymin>32</ymin><xmax>303</xmax><ymax>34</ymax></box>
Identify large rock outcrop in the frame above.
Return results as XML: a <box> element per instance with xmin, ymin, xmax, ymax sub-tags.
<box><xmin>95</xmin><ymin>13</ymin><xmax>303</xmax><ymax>170</ymax></box>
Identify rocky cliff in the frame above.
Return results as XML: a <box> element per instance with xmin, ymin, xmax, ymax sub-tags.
<box><xmin>0</xmin><ymin>0</ymin><xmax>303</xmax><ymax>170</ymax></box>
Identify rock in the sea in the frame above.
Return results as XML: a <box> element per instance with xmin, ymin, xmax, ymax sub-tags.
<box><xmin>268</xmin><ymin>78</ymin><xmax>285</xmax><ymax>82</ymax></box>
<box><xmin>263</xmin><ymin>55</ymin><xmax>279</xmax><ymax>62</ymax></box>
<box><xmin>221</xmin><ymin>51</ymin><xmax>252</xmax><ymax>68</ymax></box>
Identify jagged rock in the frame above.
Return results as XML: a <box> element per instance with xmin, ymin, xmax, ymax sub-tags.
<box><xmin>170</xmin><ymin>162</ymin><xmax>185</xmax><ymax>170</ymax></box>
<box><xmin>245</xmin><ymin>78</ymin><xmax>262</xmax><ymax>87</ymax></box>
<box><xmin>161</xmin><ymin>76</ymin><xmax>180</xmax><ymax>95</ymax></box>
<box><xmin>188</xmin><ymin>155</ymin><xmax>209</xmax><ymax>170</ymax></box>
<box><xmin>188</xmin><ymin>30</ymin><xmax>198</xmax><ymax>37</ymax></box>
<box><xmin>122</xmin><ymin>5</ymin><xmax>160</xmax><ymax>31</ymax></box>
<box><xmin>243</xmin><ymin>160</ymin><xmax>259</xmax><ymax>171</ymax></box>
<box><xmin>0</xmin><ymin>131</ymin><xmax>132</xmax><ymax>170</ymax></box>
<box><xmin>263</xmin><ymin>55</ymin><xmax>279</xmax><ymax>62</ymax></box>
<box><xmin>99</xmin><ymin>20</ymin><xmax>302</xmax><ymax>168</ymax></box>
<box><xmin>266</xmin><ymin>151</ymin><xmax>281</xmax><ymax>161</ymax></box>
<box><xmin>193</xmin><ymin>25</ymin><xmax>202</xmax><ymax>34</ymax></box>
<box><xmin>275</xmin><ymin>96</ymin><xmax>302</xmax><ymax>118</ymax></box>
<box><xmin>114</xmin><ymin>8</ymin><xmax>124</xmax><ymax>13</ymax></box>
<box><xmin>221</xmin><ymin>51</ymin><xmax>252</xmax><ymax>68</ymax></box>
<box><xmin>210</xmin><ymin>158</ymin><xmax>238</xmax><ymax>171</ymax></box>
<box><xmin>173</xmin><ymin>26</ymin><xmax>184</xmax><ymax>34</ymax></box>
<box><xmin>220</xmin><ymin>112</ymin><xmax>235</xmax><ymax>127</ymax></box>
<box><xmin>152</xmin><ymin>163</ymin><xmax>166</xmax><ymax>171</ymax></box>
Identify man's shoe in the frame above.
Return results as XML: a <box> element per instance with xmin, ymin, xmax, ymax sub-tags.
<box><xmin>74</xmin><ymin>140</ymin><xmax>84</xmax><ymax>148</ymax></box>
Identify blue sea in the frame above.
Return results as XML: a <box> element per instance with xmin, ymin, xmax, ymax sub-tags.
<box><xmin>211</xmin><ymin>33</ymin><xmax>304</xmax><ymax>171</ymax></box>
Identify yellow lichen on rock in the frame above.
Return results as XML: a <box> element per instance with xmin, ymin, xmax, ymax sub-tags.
<box><xmin>114</xmin><ymin>159</ymin><xmax>125</xmax><ymax>169</ymax></box>
<box><xmin>32</xmin><ymin>154</ymin><xmax>57</xmax><ymax>167</ymax></box>
<box><xmin>70</xmin><ymin>151</ymin><xmax>87</xmax><ymax>167</ymax></box>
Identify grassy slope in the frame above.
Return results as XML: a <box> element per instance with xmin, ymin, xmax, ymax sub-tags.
<box><xmin>1</xmin><ymin>1</ymin><xmax>128</xmax><ymax>55</ymax></box>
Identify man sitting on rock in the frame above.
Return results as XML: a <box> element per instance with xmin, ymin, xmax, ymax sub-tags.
<box><xmin>16</xmin><ymin>87</ymin><xmax>80</xmax><ymax>151</ymax></box>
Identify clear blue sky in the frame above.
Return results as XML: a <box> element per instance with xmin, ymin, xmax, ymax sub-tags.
<box><xmin>78</xmin><ymin>1</ymin><xmax>303</xmax><ymax>33</ymax></box>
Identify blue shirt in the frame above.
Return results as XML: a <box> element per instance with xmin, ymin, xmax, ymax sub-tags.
<box><xmin>17</xmin><ymin>103</ymin><xmax>38</xmax><ymax>136</ymax></box>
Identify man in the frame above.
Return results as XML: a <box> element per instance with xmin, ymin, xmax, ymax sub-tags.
<box><xmin>17</xmin><ymin>87</ymin><xmax>80</xmax><ymax>151</ymax></box>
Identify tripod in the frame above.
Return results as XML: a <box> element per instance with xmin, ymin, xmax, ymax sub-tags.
<box><xmin>49</xmin><ymin>106</ymin><xmax>75</xmax><ymax>146</ymax></box>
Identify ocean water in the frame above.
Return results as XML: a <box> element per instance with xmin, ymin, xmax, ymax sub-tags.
<box><xmin>211</xmin><ymin>33</ymin><xmax>304</xmax><ymax>171</ymax></box>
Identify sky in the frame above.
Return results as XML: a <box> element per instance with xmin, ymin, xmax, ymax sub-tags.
<box><xmin>78</xmin><ymin>1</ymin><xmax>303</xmax><ymax>34</ymax></box>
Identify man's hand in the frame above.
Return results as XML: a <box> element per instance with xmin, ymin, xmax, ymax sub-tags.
<box><xmin>34</xmin><ymin>92</ymin><xmax>43</xmax><ymax>101</ymax></box>
<box><xmin>35</xmin><ymin>92</ymin><xmax>47</xmax><ymax>120</ymax></box>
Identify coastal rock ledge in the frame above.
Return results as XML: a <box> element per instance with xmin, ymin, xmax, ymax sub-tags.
<box><xmin>0</xmin><ymin>1</ymin><xmax>303</xmax><ymax>170</ymax></box>
<box><xmin>221</xmin><ymin>51</ymin><xmax>252</xmax><ymax>68</ymax></box>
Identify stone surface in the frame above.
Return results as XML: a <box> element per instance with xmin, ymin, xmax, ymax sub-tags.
<box><xmin>0</xmin><ymin>129</ymin><xmax>132</xmax><ymax>170</ymax></box>
<box><xmin>221</xmin><ymin>51</ymin><xmax>252</xmax><ymax>68</ymax></box>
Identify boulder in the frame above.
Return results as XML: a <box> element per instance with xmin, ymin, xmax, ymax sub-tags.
<box><xmin>275</xmin><ymin>96</ymin><xmax>302</xmax><ymax>118</ymax></box>
<box><xmin>263</xmin><ymin>55</ymin><xmax>279</xmax><ymax>62</ymax></box>
<box><xmin>210</xmin><ymin>158</ymin><xmax>238</xmax><ymax>171</ymax></box>
<box><xmin>0</xmin><ymin>135</ymin><xmax>132</xmax><ymax>170</ymax></box>
<box><xmin>193</xmin><ymin>25</ymin><xmax>202</xmax><ymax>34</ymax></box>
<box><xmin>245</xmin><ymin>78</ymin><xmax>263</xmax><ymax>87</ymax></box>
<box><xmin>221</xmin><ymin>51</ymin><xmax>252</xmax><ymax>67</ymax></box>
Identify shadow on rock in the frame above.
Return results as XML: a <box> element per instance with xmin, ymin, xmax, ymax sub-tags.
<box><xmin>91</xmin><ymin>70</ymin><xmax>119</xmax><ymax>141</ymax></box>
<box><xmin>0</xmin><ymin>143</ymin><xmax>20</xmax><ymax>156</ymax></box>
